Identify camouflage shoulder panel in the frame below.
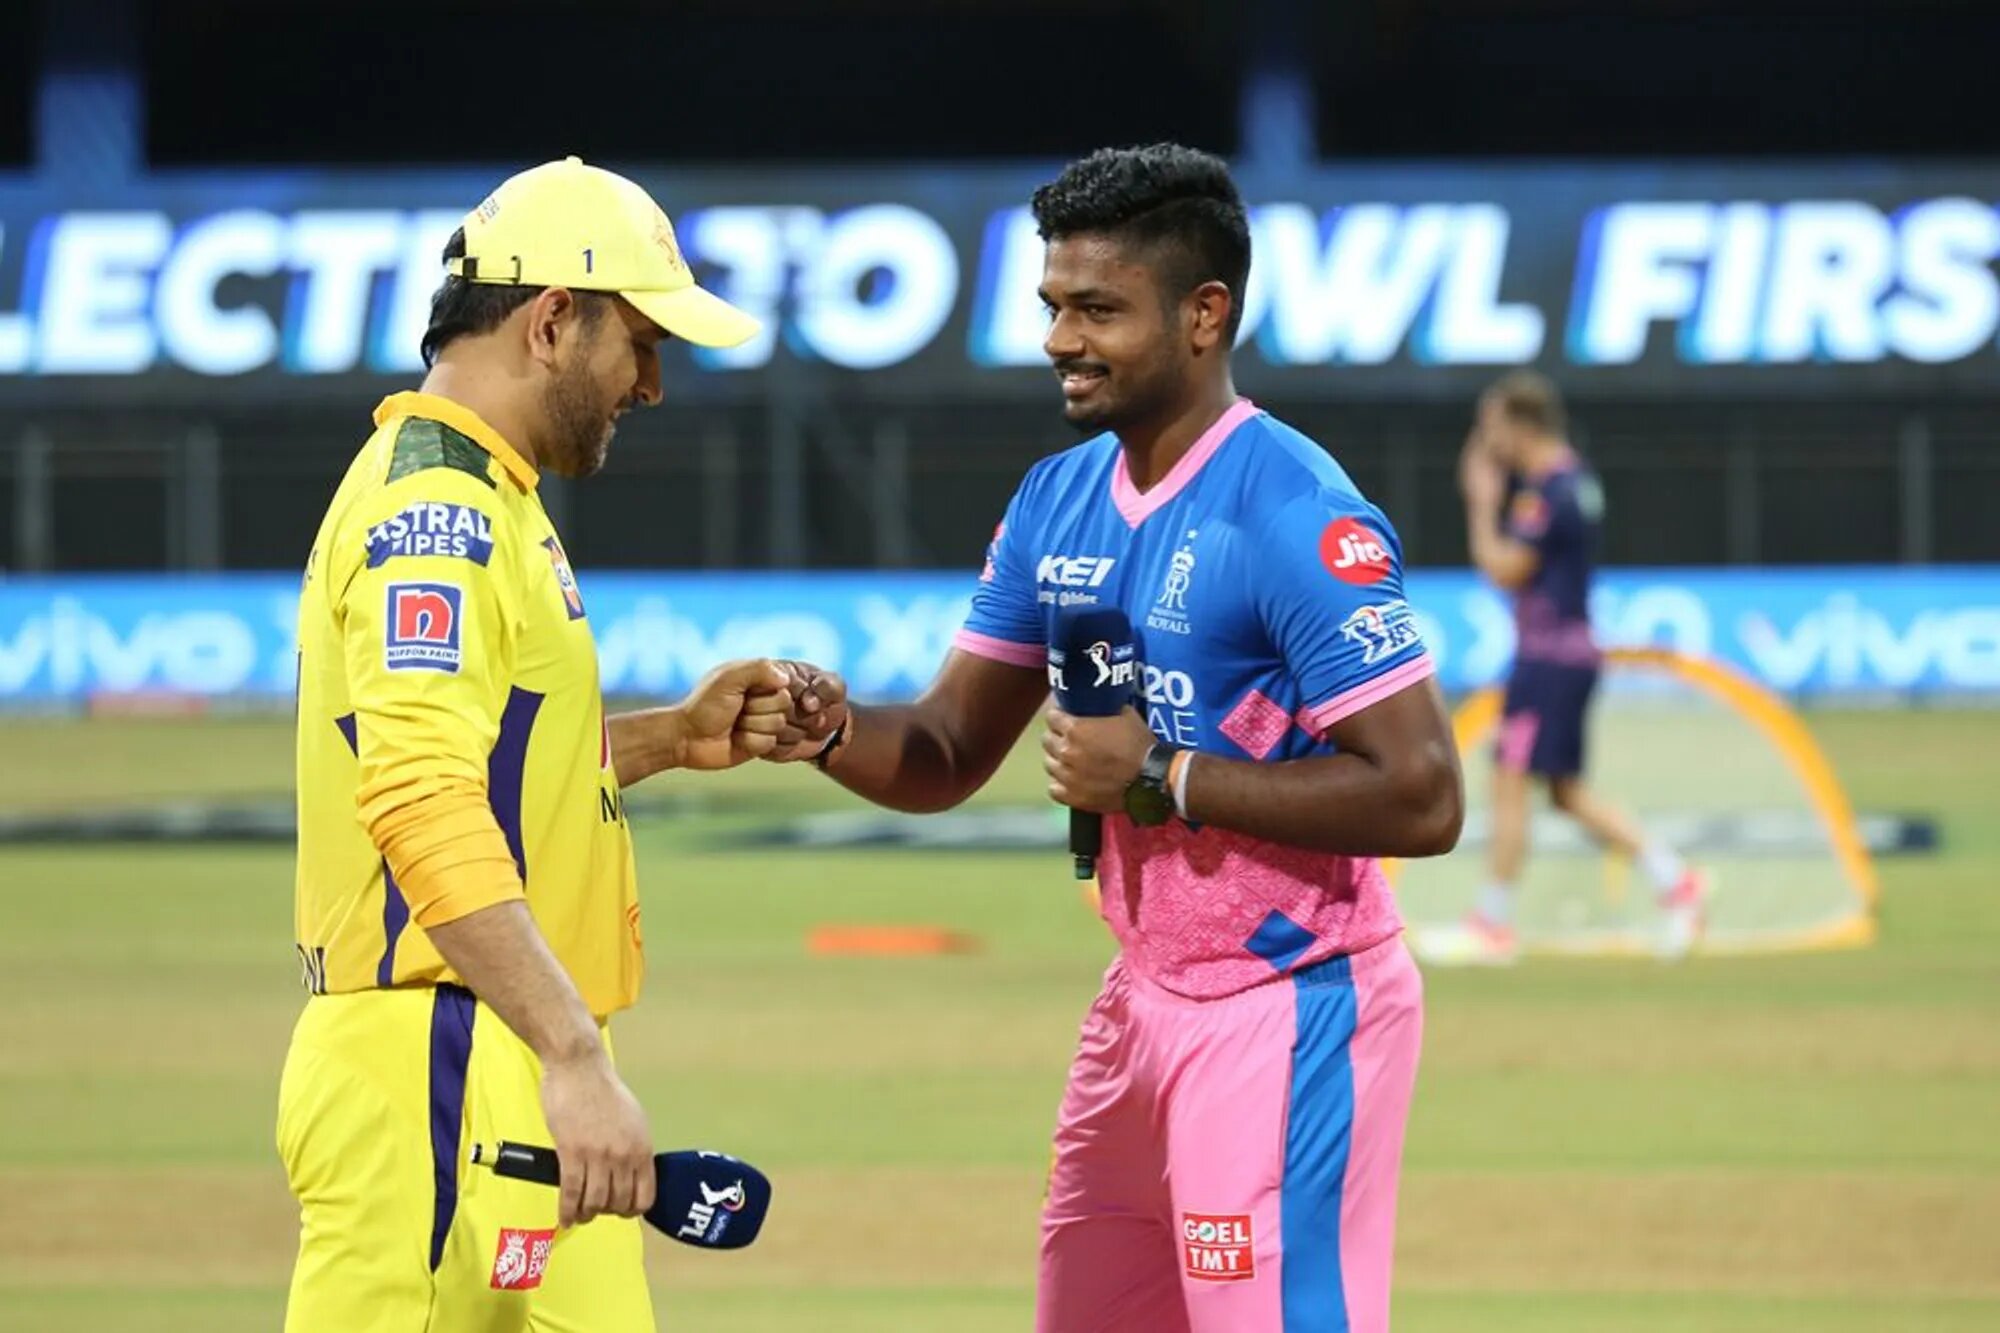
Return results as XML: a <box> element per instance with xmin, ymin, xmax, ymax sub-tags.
<box><xmin>386</xmin><ymin>417</ymin><xmax>496</xmax><ymax>488</ymax></box>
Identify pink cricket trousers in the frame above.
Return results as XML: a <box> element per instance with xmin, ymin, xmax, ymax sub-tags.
<box><xmin>1038</xmin><ymin>934</ymin><xmax>1424</xmax><ymax>1333</ymax></box>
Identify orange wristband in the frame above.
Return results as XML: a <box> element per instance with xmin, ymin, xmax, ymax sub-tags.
<box><xmin>1167</xmin><ymin>749</ymin><xmax>1194</xmax><ymax>819</ymax></box>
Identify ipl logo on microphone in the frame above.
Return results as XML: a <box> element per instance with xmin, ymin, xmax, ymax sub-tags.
<box><xmin>1051</xmin><ymin>640</ymin><xmax>1139</xmax><ymax>695</ymax></box>
<box><xmin>678</xmin><ymin>1177</ymin><xmax>748</xmax><ymax>1244</ymax></box>
<box><xmin>1085</xmin><ymin>640</ymin><xmax>1138</xmax><ymax>689</ymax></box>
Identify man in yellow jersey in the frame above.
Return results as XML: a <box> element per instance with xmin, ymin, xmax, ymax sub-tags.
<box><xmin>282</xmin><ymin>157</ymin><xmax>799</xmax><ymax>1333</ymax></box>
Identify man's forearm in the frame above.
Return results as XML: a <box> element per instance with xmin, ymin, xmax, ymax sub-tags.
<box><xmin>1466</xmin><ymin>502</ymin><xmax>1504</xmax><ymax>572</ymax></box>
<box><xmin>825</xmin><ymin>703</ymin><xmax>993</xmax><ymax>813</ymax></box>
<box><xmin>425</xmin><ymin>900</ymin><xmax>606</xmax><ymax>1067</ymax></box>
<box><xmin>607</xmin><ymin>707</ymin><xmax>685</xmax><ymax>788</ymax></box>
<box><xmin>1466</xmin><ymin>505</ymin><xmax>1534</xmax><ymax>589</ymax></box>
<box><xmin>1181</xmin><ymin>745</ymin><xmax>1461</xmax><ymax>858</ymax></box>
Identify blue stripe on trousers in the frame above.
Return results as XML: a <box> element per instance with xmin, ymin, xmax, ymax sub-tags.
<box><xmin>427</xmin><ymin>984</ymin><xmax>477</xmax><ymax>1272</ymax></box>
<box><xmin>1281</xmin><ymin>952</ymin><xmax>1358</xmax><ymax>1332</ymax></box>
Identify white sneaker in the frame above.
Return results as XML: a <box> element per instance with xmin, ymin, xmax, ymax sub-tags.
<box><xmin>1413</xmin><ymin>914</ymin><xmax>1520</xmax><ymax>967</ymax></box>
<box><xmin>1657</xmin><ymin>869</ymin><xmax>1711</xmax><ymax>961</ymax></box>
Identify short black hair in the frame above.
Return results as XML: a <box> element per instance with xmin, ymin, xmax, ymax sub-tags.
<box><xmin>1030</xmin><ymin>143</ymin><xmax>1251</xmax><ymax>338</ymax></box>
<box><xmin>420</xmin><ymin>228</ymin><xmax>610</xmax><ymax>367</ymax></box>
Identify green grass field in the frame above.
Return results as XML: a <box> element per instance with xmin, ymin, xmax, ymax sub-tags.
<box><xmin>2</xmin><ymin>708</ymin><xmax>1996</xmax><ymax>1331</ymax></box>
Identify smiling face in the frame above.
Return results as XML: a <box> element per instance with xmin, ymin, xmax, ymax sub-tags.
<box><xmin>1038</xmin><ymin>233</ymin><xmax>1199</xmax><ymax>437</ymax></box>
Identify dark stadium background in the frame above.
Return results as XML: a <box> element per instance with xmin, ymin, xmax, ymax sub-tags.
<box><xmin>5</xmin><ymin>0</ymin><xmax>1999</xmax><ymax>574</ymax></box>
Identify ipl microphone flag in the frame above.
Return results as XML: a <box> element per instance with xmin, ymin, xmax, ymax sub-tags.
<box><xmin>470</xmin><ymin>1141</ymin><xmax>772</xmax><ymax>1250</ymax></box>
<box><xmin>1049</xmin><ymin>604</ymin><xmax>1141</xmax><ymax>881</ymax></box>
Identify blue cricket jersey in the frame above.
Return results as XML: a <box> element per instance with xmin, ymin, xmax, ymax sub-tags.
<box><xmin>955</xmin><ymin>400</ymin><xmax>1436</xmax><ymax>999</ymax></box>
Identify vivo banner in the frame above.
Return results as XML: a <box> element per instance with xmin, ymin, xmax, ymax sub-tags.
<box><xmin>3</xmin><ymin>163</ymin><xmax>2000</xmax><ymax>405</ymax></box>
<box><xmin>0</xmin><ymin>568</ymin><xmax>1994</xmax><ymax>704</ymax></box>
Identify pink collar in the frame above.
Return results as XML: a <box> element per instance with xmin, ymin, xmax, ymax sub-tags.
<box><xmin>1111</xmin><ymin>399</ymin><xmax>1260</xmax><ymax>528</ymax></box>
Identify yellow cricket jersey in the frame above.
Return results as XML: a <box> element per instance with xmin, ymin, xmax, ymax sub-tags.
<box><xmin>294</xmin><ymin>391</ymin><xmax>642</xmax><ymax>1018</ymax></box>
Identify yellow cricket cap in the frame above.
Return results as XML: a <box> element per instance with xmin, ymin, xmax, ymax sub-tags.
<box><xmin>447</xmin><ymin>156</ymin><xmax>759</xmax><ymax>349</ymax></box>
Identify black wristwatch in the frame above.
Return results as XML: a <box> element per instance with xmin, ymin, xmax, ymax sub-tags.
<box><xmin>1123</xmin><ymin>742</ymin><xmax>1181</xmax><ymax>827</ymax></box>
<box><xmin>811</xmin><ymin>717</ymin><xmax>851</xmax><ymax>772</ymax></box>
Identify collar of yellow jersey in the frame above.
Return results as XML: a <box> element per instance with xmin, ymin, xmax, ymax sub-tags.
<box><xmin>373</xmin><ymin>392</ymin><xmax>540</xmax><ymax>492</ymax></box>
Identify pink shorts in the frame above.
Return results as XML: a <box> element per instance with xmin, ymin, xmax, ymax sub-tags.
<box><xmin>1038</xmin><ymin>934</ymin><xmax>1424</xmax><ymax>1333</ymax></box>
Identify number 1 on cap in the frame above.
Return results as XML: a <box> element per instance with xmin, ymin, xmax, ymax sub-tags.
<box><xmin>583</xmin><ymin>248</ymin><xmax>594</xmax><ymax>274</ymax></box>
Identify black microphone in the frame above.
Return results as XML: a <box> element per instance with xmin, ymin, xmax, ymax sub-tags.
<box><xmin>470</xmin><ymin>1141</ymin><xmax>772</xmax><ymax>1250</ymax></box>
<box><xmin>1049</xmin><ymin>605</ymin><xmax>1141</xmax><ymax>881</ymax></box>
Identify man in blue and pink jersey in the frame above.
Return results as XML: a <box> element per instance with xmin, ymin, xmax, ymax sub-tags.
<box><xmin>1451</xmin><ymin>371</ymin><xmax>1707</xmax><ymax>964</ymax></box>
<box><xmin>763</xmin><ymin>145</ymin><xmax>1463</xmax><ymax>1332</ymax></box>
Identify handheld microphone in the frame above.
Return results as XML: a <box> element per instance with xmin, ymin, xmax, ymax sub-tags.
<box><xmin>1049</xmin><ymin>605</ymin><xmax>1140</xmax><ymax>881</ymax></box>
<box><xmin>470</xmin><ymin>1141</ymin><xmax>772</xmax><ymax>1250</ymax></box>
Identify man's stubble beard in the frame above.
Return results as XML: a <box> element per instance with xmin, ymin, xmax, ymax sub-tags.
<box><xmin>542</xmin><ymin>357</ymin><xmax>614</xmax><ymax>478</ymax></box>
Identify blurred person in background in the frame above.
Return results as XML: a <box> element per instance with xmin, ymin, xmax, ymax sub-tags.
<box><xmin>281</xmin><ymin>157</ymin><xmax>801</xmax><ymax>1333</ymax></box>
<box><xmin>762</xmin><ymin>143</ymin><xmax>1461</xmax><ymax>1333</ymax></box>
<box><xmin>1439</xmin><ymin>371</ymin><xmax>1709</xmax><ymax>966</ymax></box>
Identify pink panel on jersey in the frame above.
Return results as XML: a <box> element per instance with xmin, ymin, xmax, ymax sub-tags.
<box><xmin>952</xmin><ymin>628</ymin><xmax>1046</xmax><ymax>669</ymax></box>
<box><xmin>1219</xmin><ymin>689</ymin><xmax>1293</xmax><ymax>761</ymax></box>
<box><xmin>1095</xmin><ymin>818</ymin><xmax>1403</xmax><ymax>999</ymax></box>
<box><xmin>1112</xmin><ymin>399</ymin><xmax>1262</xmax><ymax>528</ymax></box>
